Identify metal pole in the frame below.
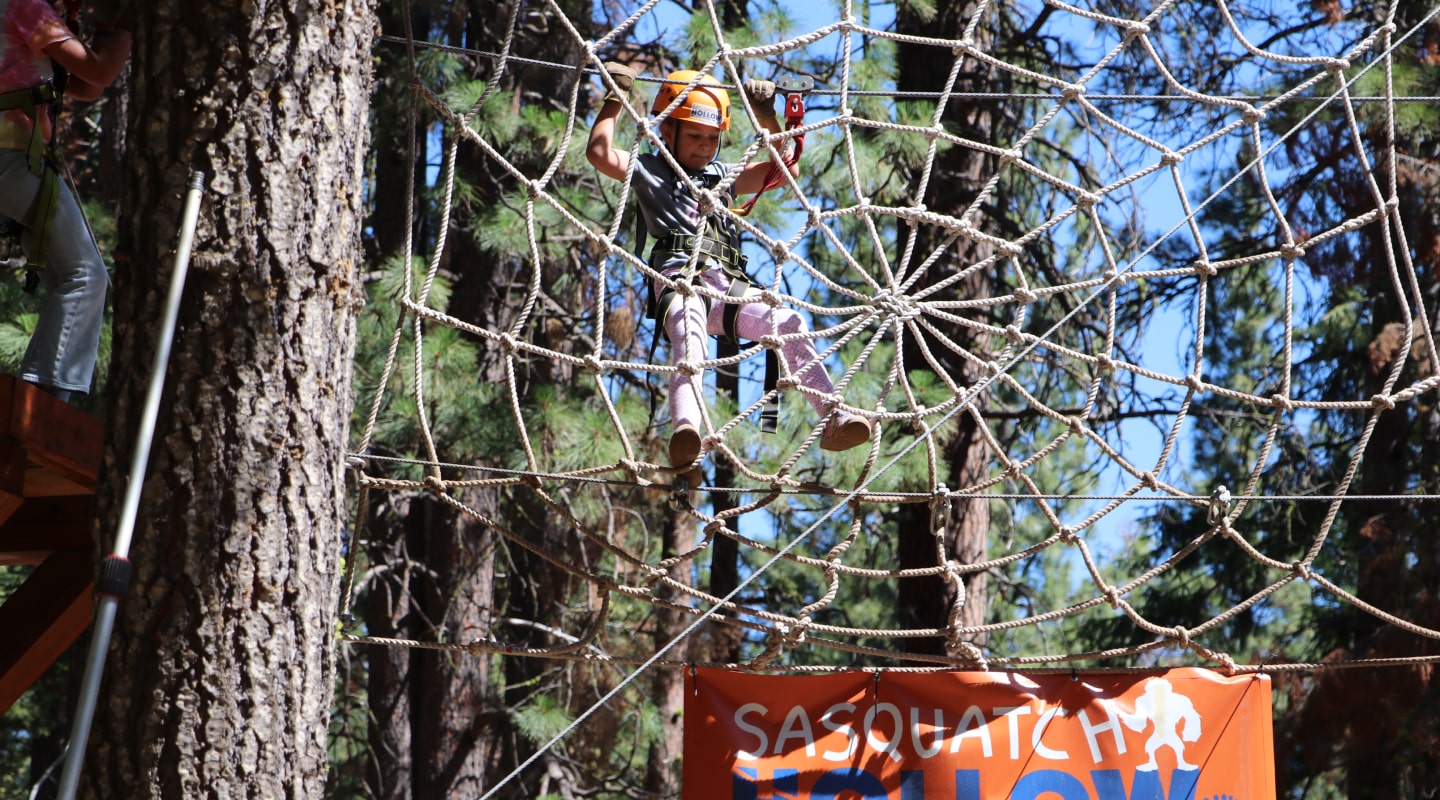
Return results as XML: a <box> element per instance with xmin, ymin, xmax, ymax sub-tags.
<box><xmin>56</xmin><ymin>171</ymin><xmax>206</xmax><ymax>800</ymax></box>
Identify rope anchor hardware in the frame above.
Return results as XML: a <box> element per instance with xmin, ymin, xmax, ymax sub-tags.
<box><xmin>733</xmin><ymin>74</ymin><xmax>814</xmax><ymax>218</ymax></box>
<box><xmin>1207</xmin><ymin>484</ymin><xmax>1232</xmax><ymax>525</ymax></box>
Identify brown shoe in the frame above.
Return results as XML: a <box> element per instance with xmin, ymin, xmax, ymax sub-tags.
<box><xmin>668</xmin><ymin>423</ymin><xmax>702</xmax><ymax>468</ymax></box>
<box><xmin>820</xmin><ymin>412</ymin><xmax>873</xmax><ymax>452</ymax></box>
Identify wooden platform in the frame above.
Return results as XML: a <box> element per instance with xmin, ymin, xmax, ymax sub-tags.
<box><xmin>0</xmin><ymin>375</ymin><xmax>103</xmax><ymax>716</ymax></box>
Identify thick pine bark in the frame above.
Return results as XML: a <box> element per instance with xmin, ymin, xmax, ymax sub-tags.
<box><xmin>893</xmin><ymin>0</ymin><xmax>997</xmax><ymax>656</ymax></box>
<box><xmin>86</xmin><ymin>1</ymin><xmax>372</xmax><ymax>797</ymax></box>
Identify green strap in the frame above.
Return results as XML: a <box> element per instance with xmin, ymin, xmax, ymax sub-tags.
<box><xmin>0</xmin><ymin>84</ymin><xmax>61</xmax><ymax>273</ymax></box>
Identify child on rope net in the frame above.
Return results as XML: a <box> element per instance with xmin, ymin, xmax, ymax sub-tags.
<box><xmin>0</xmin><ymin>0</ymin><xmax>130</xmax><ymax>403</ymax></box>
<box><xmin>586</xmin><ymin>62</ymin><xmax>873</xmax><ymax>478</ymax></box>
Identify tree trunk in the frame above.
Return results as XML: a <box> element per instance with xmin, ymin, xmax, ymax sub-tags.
<box><xmin>892</xmin><ymin>0</ymin><xmax>998</xmax><ymax>657</ymax></box>
<box><xmin>646</xmin><ymin>507</ymin><xmax>693</xmax><ymax>798</ymax></box>
<box><xmin>86</xmin><ymin>1</ymin><xmax>372</xmax><ymax>797</ymax></box>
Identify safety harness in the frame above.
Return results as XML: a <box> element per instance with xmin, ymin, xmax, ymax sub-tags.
<box><xmin>636</xmin><ymin>163</ymin><xmax>781</xmax><ymax>434</ymax></box>
<box><xmin>0</xmin><ymin>80</ymin><xmax>63</xmax><ymax>292</ymax></box>
<box><xmin>637</xmin><ymin>76</ymin><xmax>815</xmax><ymax>435</ymax></box>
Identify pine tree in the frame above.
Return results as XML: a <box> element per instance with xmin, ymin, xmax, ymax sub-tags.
<box><xmin>83</xmin><ymin>1</ymin><xmax>372</xmax><ymax>796</ymax></box>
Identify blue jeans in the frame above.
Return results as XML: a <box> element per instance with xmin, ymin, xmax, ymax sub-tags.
<box><xmin>0</xmin><ymin>149</ymin><xmax>108</xmax><ymax>394</ymax></box>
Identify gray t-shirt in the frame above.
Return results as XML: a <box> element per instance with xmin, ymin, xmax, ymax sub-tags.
<box><xmin>633</xmin><ymin>152</ymin><xmax>736</xmax><ymax>275</ymax></box>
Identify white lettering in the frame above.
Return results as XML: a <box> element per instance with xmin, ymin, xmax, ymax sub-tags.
<box><xmin>949</xmin><ymin>705</ymin><xmax>993</xmax><ymax>757</ymax></box>
<box><xmin>1079</xmin><ymin>702</ymin><xmax>1128</xmax><ymax>763</ymax></box>
<box><xmin>775</xmin><ymin>705</ymin><xmax>818</xmax><ymax>757</ymax></box>
<box><xmin>1033</xmin><ymin>707</ymin><xmax>1069</xmax><ymax>760</ymax></box>
<box><xmin>820</xmin><ymin>703</ymin><xmax>859</xmax><ymax>762</ymax></box>
<box><xmin>996</xmin><ymin>706</ymin><xmax>1032</xmax><ymax>760</ymax></box>
<box><xmin>910</xmin><ymin>707</ymin><xmax>946</xmax><ymax>758</ymax></box>
<box><xmin>864</xmin><ymin>703</ymin><xmax>904</xmax><ymax>763</ymax></box>
<box><xmin>734</xmin><ymin>703</ymin><xmax>770</xmax><ymax>761</ymax></box>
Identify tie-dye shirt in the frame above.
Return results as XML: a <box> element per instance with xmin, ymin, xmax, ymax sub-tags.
<box><xmin>0</xmin><ymin>0</ymin><xmax>73</xmax><ymax>148</ymax></box>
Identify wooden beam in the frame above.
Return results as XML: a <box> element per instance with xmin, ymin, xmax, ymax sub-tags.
<box><xmin>0</xmin><ymin>439</ymin><xmax>24</xmax><ymax>526</ymax></box>
<box><xmin>0</xmin><ymin>376</ymin><xmax>103</xmax><ymax>489</ymax></box>
<box><xmin>0</xmin><ymin>550</ymin><xmax>95</xmax><ymax>716</ymax></box>
<box><xmin>0</xmin><ymin>496</ymin><xmax>94</xmax><ymax>563</ymax></box>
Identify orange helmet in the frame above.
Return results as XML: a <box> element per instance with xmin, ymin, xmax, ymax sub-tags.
<box><xmin>651</xmin><ymin>70</ymin><xmax>731</xmax><ymax>131</ymax></box>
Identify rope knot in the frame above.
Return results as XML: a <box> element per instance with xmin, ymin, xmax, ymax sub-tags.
<box><xmin>775</xmin><ymin>375</ymin><xmax>799</xmax><ymax>391</ymax></box>
<box><xmin>1372</xmin><ymin>393</ymin><xmax>1396</xmax><ymax>410</ymax></box>
<box><xmin>1172</xmin><ymin>625</ymin><xmax>1191</xmax><ymax>647</ymax></box>
<box><xmin>999</xmin><ymin>148</ymin><xmax>1022</xmax><ymax>166</ymax></box>
<box><xmin>498</xmin><ymin>332</ymin><xmax>518</xmax><ymax>354</ymax></box>
<box><xmin>872</xmin><ymin>290</ymin><xmax>921</xmax><ymax>321</ymax></box>
<box><xmin>1160</xmin><ymin>149</ymin><xmax>1184</xmax><ymax>166</ymax></box>
<box><xmin>1327</xmin><ymin>57</ymin><xmax>1350</xmax><ymax>73</ymax></box>
<box><xmin>1123</xmin><ymin>22</ymin><xmax>1150</xmax><ymax>38</ymax></box>
<box><xmin>1004</xmin><ymin>324</ymin><xmax>1025</xmax><ymax>343</ymax></box>
<box><xmin>696</xmin><ymin>190</ymin><xmax>722</xmax><ymax>216</ymax></box>
<box><xmin>1279</xmin><ymin>243</ymin><xmax>1306</xmax><ymax>260</ymax></box>
<box><xmin>1214</xmin><ymin>652</ymin><xmax>1238</xmax><ymax>675</ymax></box>
<box><xmin>1061</xmin><ymin>83</ymin><xmax>1086</xmax><ymax>100</ymax></box>
<box><xmin>1104</xmin><ymin>586</ymin><xmax>1124</xmax><ymax>609</ymax></box>
<box><xmin>1013</xmin><ymin>287</ymin><xmax>1037</xmax><ymax>303</ymax></box>
<box><xmin>424</xmin><ymin>474</ymin><xmax>446</xmax><ymax>494</ymax></box>
<box><xmin>759</xmin><ymin>289</ymin><xmax>782</xmax><ymax>307</ymax></box>
<box><xmin>1094</xmin><ymin>354</ymin><xmax>1115</xmax><ymax>373</ymax></box>
<box><xmin>1067</xmin><ymin>415</ymin><xmax>1086</xmax><ymax>435</ymax></box>
<box><xmin>1193</xmin><ymin>259</ymin><xmax>1217</xmax><ymax>277</ymax></box>
<box><xmin>1139</xmin><ymin>471</ymin><xmax>1159</xmax><ymax>490</ymax></box>
<box><xmin>1271</xmin><ymin>394</ymin><xmax>1294</xmax><ymax>411</ymax></box>
<box><xmin>1076</xmin><ymin>190</ymin><xmax>1102</xmax><ymax>208</ymax></box>
<box><xmin>583</xmin><ymin>354</ymin><xmax>605</xmax><ymax>373</ymax></box>
<box><xmin>759</xmin><ymin>334</ymin><xmax>783</xmax><ymax>350</ymax></box>
<box><xmin>1059</xmin><ymin>525</ymin><xmax>1079</xmax><ymax>543</ymax></box>
<box><xmin>1291</xmin><ymin>561</ymin><xmax>1313</xmax><ymax>581</ymax></box>
<box><xmin>1184</xmin><ymin>374</ymin><xmax>1205</xmax><ymax>392</ymax></box>
<box><xmin>787</xmin><ymin>617</ymin><xmax>812</xmax><ymax>647</ymax></box>
<box><xmin>773</xmin><ymin>621</ymin><xmax>807</xmax><ymax>649</ymax></box>
<box><xmin>1242</xmin><ymin>106</ymin><xmax>1265</xmax><ymax>124</ymax></box>
<box><xmin>675</xmin><ymin>359</ymin><xmax>701</xmax><ymax>377</ymax></box>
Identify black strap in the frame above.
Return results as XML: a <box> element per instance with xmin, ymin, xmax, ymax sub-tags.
<box><xmin>638</xmin><ymin>210</ymin><xmax>779</xmax><ymax>434</ymax></box>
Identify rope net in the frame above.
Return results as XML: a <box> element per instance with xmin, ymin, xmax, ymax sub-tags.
<box><xmin>346</xmin><ymin>0</ymin><xmax>1440</xmax><ymax>673</ymax></box>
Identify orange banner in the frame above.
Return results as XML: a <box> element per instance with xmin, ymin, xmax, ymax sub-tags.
<box><xmin>684</xmin><ymin>668</ymin><xmax>1273</xmax><ymax>800</ymax></box>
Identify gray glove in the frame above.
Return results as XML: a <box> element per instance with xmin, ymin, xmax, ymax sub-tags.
<box><xmin>602</xmin><ymin>62</ymin><xmax>636</xmax><ymax>105</ymax></box>
<box><xmin>744</xmin><ymin>79</ymin><xmax>777</xmax><ymax>119</ymax></box>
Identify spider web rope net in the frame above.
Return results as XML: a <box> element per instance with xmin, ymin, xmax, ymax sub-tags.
<box><xmin>345</xmin><ymin>0</ymin><xmax>1440</xmax><ymax>673</ymax></box>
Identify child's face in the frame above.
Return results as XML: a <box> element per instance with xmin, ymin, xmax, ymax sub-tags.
<box><xmin>669</xmin><ymin>121</ymin><xmax>722</xmax><ymax>172</ymax></box>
